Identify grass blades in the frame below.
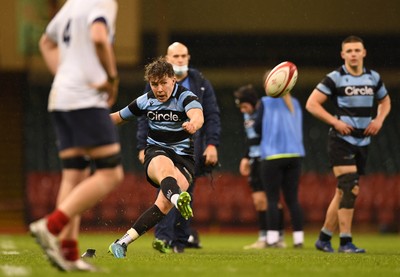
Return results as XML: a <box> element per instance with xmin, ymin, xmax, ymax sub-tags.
<box><xmin>1</xmin><ymin>232</ymin><xmax>400</xmax><ymax>276</ymax></box>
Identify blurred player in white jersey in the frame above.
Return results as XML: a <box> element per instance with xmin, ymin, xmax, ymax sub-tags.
<box><xmin>29</xmin><ymin>0</ymin><xmax>123</xmax><ymax>271</ymax></box>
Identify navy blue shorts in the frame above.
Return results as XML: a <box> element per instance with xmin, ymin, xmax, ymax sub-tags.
<box><xmin>328</xmin><ymin>130</ymin><xmax>368</xmax><ymax>175</ymax></box>
<box><xmin>50</xmin><ymin>108</ymin><xmax>119</xmax><ymax>151</ymax></box>
<box><xmin>143</xmin><ymin>145</ymin><xmax>195</xmax><ymax>188</ymax></box>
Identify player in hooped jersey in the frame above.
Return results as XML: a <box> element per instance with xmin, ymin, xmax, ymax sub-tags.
<box><xmin>306</xmin><ymin>35</ymin><xmax>391</xmax><ymax>253</ymax></box>
<box><xmin>138</xmin><ymin>42</ymin><xmax>221</xmax><ymax>254</ymax></box>
<box><xmin>108</xmin><ymin>57</ymin><xmax>204</xmax><ymax>258</ymax></box>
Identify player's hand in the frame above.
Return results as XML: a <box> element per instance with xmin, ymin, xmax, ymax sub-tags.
<box><xmin>364</xmin><ymin>119</ymin><xmax>383</xmax><ymax>136</ymax></box>
<box><xmin>239</xmin><ymin>158</ymin><xmax>250</xmax><ymax>176</ymax></box>
<box><xmin>95</xmin><ymin>76</ymin><xmax>119</xmax><ymax>108</ymax></box>
<box><xmin>138</xmin><ymin>150</ymin><xmax>145</xmax><ymax>164</ymax></box>
<box><xmin>203</xmin><ymin>145</ymin><xmax>218</xmax><ymax>166</ymax></box>
<box><xmin>182</xmin><ymin>121</ymin><xmax>197</xmax><ymax>134</ymax></box>
<box><xmin>333</xmin><ymin>120</ymin><xmax>354</xmax><ymax>136</ymax></box>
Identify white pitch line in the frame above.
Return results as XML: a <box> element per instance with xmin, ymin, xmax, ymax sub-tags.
<box><xmin>1</xmin><ymin>250</ymin><xmax>20</xmax><ymax>255</ymax></box>
<box><xmin>0</xmin><ymin>239</ymin><xmax>16</xmax><ymax>250</ymax></box>
<box><xmin>0</xmin><ymin>265</ymin><xmax>31</xmax><ymax>276</ymax></box>
<box><xmin>0</xmin><ymin>237</ymin><xmax>30</xmax><ymax>276</ymax></box>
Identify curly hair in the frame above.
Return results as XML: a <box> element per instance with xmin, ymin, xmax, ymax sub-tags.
<box><xmin>144</xmin><ymin>56</ymin><xmax>175</xmax><ymax>82</ymax></box>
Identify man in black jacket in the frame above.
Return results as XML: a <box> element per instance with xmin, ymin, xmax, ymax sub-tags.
<box><xmin>137</xmin><ymin>42</ymin><xmax>221</xmax><ymax>253</ymax></box>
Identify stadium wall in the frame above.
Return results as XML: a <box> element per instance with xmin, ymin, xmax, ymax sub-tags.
<box><xmin>25</xmin><ymin>172</ymin><xmax>400</xmax><ymax>233</ymax></box>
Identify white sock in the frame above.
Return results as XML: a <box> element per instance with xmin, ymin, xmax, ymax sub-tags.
<box><xmin>293</xmin><ymin>231</ymin><xmax>304</xmax><ymax>245</ymax></box>
<box><xmin>267</xmin><ymin>230</ymin><xmax>279</xmax><ymax>245</ymax></box>
<box><xmin>118</xmin><ymin>228</ymin><xmax>139</xmax><ymax>245</ymax></box>
<box><xmin>171</xmin><ymin>194</ymin><xmax>179</xmax><ymax>207</ymax></box>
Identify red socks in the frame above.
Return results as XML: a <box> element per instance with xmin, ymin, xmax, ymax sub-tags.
<box><xmin>46</xmin><ymin>209</ymin><xmax>70</xmax><ymax>235</ymax></box>
<box><xmin>45</xmin><ymin>210</ymin><xmax>77</xmax><ymax>261</ymax></box>
<box><xmin>61</xmin><ymin>239</ymin><xmax>79</xmax><ymax>261</ymax></box>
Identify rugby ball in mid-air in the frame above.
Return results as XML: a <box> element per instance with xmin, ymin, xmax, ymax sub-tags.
<box><xmin>264</xmin><ymin>61</ymin><xmax>298</xmax><ymax>97</ymax></box>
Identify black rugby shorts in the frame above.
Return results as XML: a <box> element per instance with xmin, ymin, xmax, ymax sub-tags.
<box><xmin>248</xmin><ymin>158</ymin><xmax>265</xmax><ymax>192</ymax></box>
<box><xmin>328</xmin><ymin>133</ymin><xmax>368</xmax><ymax>175</ymax></box>
<box><xmin>143</xmin><ymin>145</ymin><xmax>195</xmax><ymax>188</ymax></box>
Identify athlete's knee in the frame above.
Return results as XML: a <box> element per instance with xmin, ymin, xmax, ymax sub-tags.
<box><xmin>61</xmin><ymin>156</ymin><xmax>90</xmax><ymax>169</ymax></box>
<box><xmin>94</xmin><ymin>153</ymin><xmax>124</xmax><ymax>185</ymax></box>
<box><xmin>254</xmin><ymin>199</ymin><xmax>267</xmax><ymax>211</ymax></box>
<box><xmin>93</xmin><ymin>153</ymin><xmax>122</xmax><ymax>169</ymax></box>
<box><xmin>337</xmin><ymin>173</ymin><xmax>359</xmax><ymax>209</ymax></box>
<box><xmin>252</xmin><ymin>192</ymin><xmax>267</xmax><ymax>210</ymax></box>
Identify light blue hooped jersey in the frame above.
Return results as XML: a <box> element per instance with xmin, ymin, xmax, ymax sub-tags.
<box><xmin>316</xmin><ymin>65</ymin><xmax>388</xmax><ymax>146</ymax></box>
<box><xmin>119</xmin><ymin>84</ymin><xmax>202</xmax><ymax>156</ymax></box>
<box><xmin>243</xmin><ymin>111</ymin><xmax>261</xmax><ymax>158</ymax></box>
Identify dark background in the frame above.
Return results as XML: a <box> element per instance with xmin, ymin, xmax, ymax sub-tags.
<box><xmin>24</xmin><ymin>33</ymin><xmax>400</xmax><ymax>174</ymax></box>
<box><xmin>1</xmin><ymin>0</ymin><xmax>399</xmax><ymax>230</ymax></box>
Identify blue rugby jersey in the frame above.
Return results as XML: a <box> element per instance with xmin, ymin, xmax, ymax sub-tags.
<box><xmin>258</xmin><ymin>96</ymin><xmax>305</xmax><ymax>160</ymax></box>
<box><xmin>119</xmin><ymin>84</ymin><xmax>202</xmax><ymax>156</ymax></box>
<box><xmin>243</xmin><ymin>111</ymin><xmax>261</xmax><ymax>158</ymax></box>
<box><xmin>316</xmin><ymin>65</ymin><xmax>388</xmax><ymax>146</ymax></box>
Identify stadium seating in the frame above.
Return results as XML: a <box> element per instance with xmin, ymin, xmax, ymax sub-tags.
<box><xmin>25</xmin><ymin>172</ymin><xmax>400</xmax><ymax>231</ymax></box>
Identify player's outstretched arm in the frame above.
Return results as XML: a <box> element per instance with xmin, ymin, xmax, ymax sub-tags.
<box><xmin>182</xmin><ymin>108</ymin><xmax>204</xmax><ymax>134</ymax></box>
<box><xmin>110</xmin><ymin>111</ymin><xmax>126</xmax><ymax>126</ymax></box>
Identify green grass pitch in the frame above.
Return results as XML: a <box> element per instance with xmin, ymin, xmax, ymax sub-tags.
<box><xmin>1</xmin><ymin>231</ymin><xmax>400</xmax><ymax>276</ymax></box>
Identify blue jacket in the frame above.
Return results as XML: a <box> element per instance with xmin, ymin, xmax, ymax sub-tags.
<box><xmin>137</xmin><ymin>68</ymin><xmax>221</xmax><ymax>176</ymax></box>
